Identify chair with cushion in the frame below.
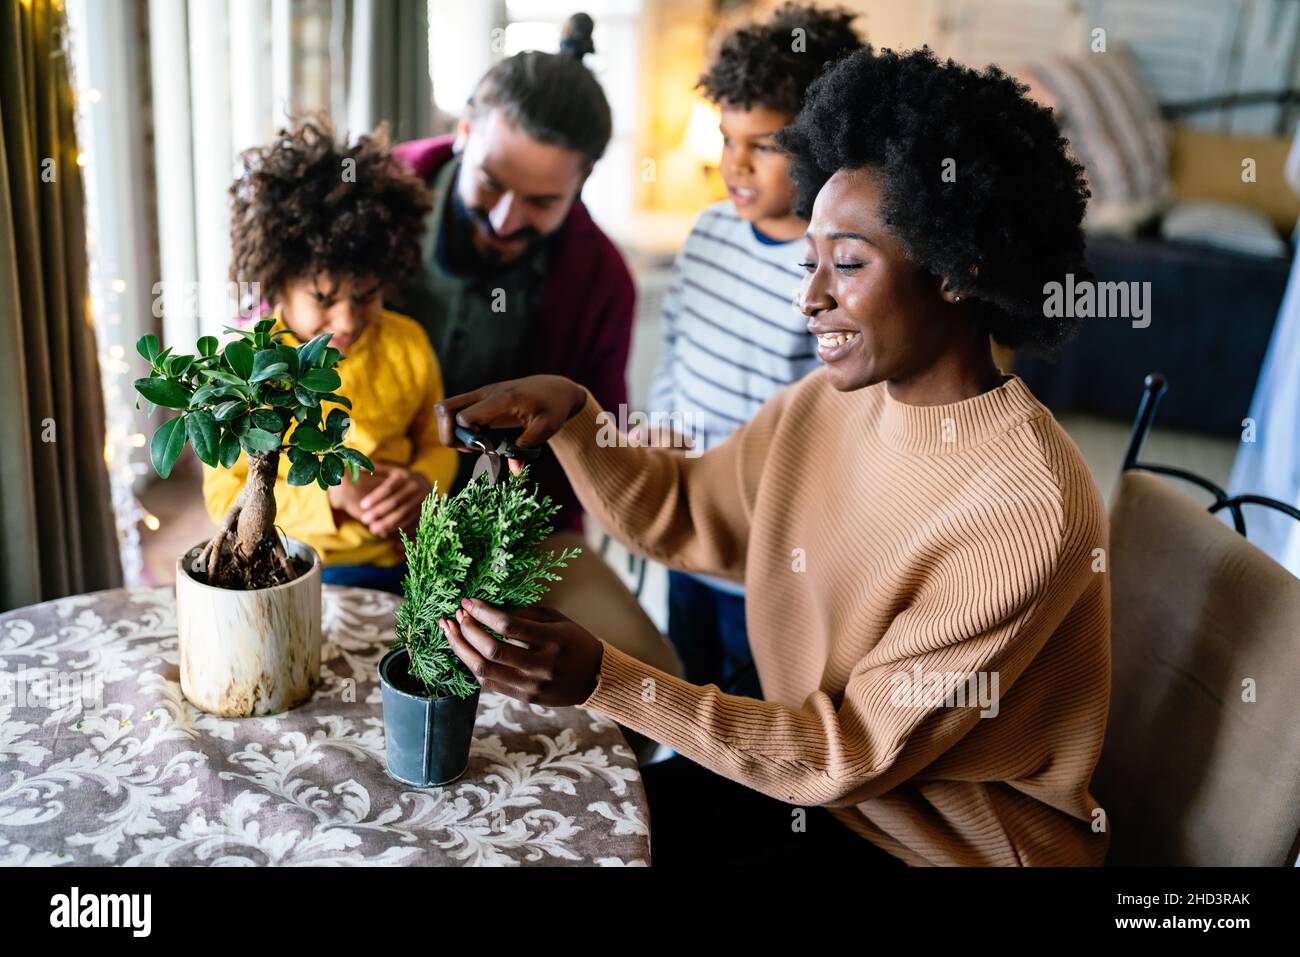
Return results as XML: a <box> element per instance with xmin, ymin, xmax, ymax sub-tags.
<box><xmin>1094</xmin><ymin>374</ymin><xmax>1300</xmax><ymax>865</ymax></box>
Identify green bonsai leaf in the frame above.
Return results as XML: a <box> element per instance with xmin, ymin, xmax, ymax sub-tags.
<box><xmin>299</xmin><ymin>368</ymin><xmax>341</xmax><ymax>393</ymax></box>
<box><xmin>137</xmin><ymin>334</ymin><xmax>161</xmax><ymax>362</ymax></box>
<box><xmin>240</xmin><ymin>427</ymin><xmax>280</xmax><ymax>454</ymax></box>
<box><xmin>319</xmin><ymin>453</ymin><xmax>344</xmax><ymax>485</ymax></box>
<box><xmin>290</xmin><ymin>425</ymin><xmax>332</xmax><ymax>452</ymax></box>
<box><xmin>133</xmin><ymin>329</ymin><xmax>373</xmax><ymax>493</ymax></box>
<box><xmin>204</xmin><ymin>367</ymin><xmax>247</xmax><ymax>387</ymax></box>
<box><xmin>339</xmin><ymin>447</ymin><xmax>373</xmax><ymax>476</ymax></box>
<box><xmin>224</xmin><ymin>341</ymin><xmax>255</xmax><ymax>379</ymax></box>
<box><xmin>134</xmin><ymin>377</ymin><xmax>190</xmax><ymax>410</ymax></box>
<box><xmin>213</xmin><ymin>399</ymin><xmax>244</xmax><ymax>421</ymax></box>
<box><xmin>185</xmin><ymin>410</ymin><xmax>219</xmax><ymax>467</ymax></box>
<box><xmin>297</xmin><ymin>332</ymin><xmax>331</xmax><ymax>367</ymax></box>
<box><xmin>190</xmin><ymin>382</ymin><xmax>236</xmax><ymax>406</ymax></box>
<box><xmin>294</xmin><ymin>386</ymin><xmax>320</xmax><ymax>408</ymax></box>
<box><xmin>150</xmin><ymin>415</ymin><xmax>187</xmax><ymax>479</ymax></box>
<box><xmin>250</xmin><ymin>408</ymin><xmax>284</xmax><ymax>433</ymax></box>
<box><xmin>249</xmin><ymin>350</ymin><xmax>288</xmax><ymax>382</ymax></box>
<box><xmin>218</xmin><ymin>431</ymin><xmax>241</xmax><ymax>468</ymax></box>
<box><xmin>275</xmin><ymin>343</ymin><xmax>299</xmax><ymax>377</ymax></box>
<box><xmin>286</xmin><ymin>456</ymin><xmax>319</xmax><ymax>486</ymax></box>
<box><xmin>325</xmin><ymin>408</ymin><xmax>351</xmax><ymax>441</ymax></box>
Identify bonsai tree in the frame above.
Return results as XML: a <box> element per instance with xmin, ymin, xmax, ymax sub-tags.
<box><xmin>395</xmin><ymin>467</ymin><xmax>581</xmax><ymax>698</ymax></box>
<box><xmin>133</xmin><ymin>317</ymin><xmax>374</xmax><ymax>589</ymax></box>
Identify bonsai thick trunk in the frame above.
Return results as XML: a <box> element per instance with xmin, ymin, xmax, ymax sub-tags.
<box><xmin>202</xmin><ymin>450</ymin><xmax>296</xmax><ymax>589</ymax></box>
<box><xmin>235</xmin><ymin>451</ymin><xmax>279</xmax><ymax>562</ymax></box>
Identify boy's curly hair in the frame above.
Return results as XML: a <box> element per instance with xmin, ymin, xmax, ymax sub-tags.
<box><xmin>697</xmin><ymin>3</ymin><xmax>863</xmax><ymax>116</ymax></box>
<box><xmin>229</xmin><ymin>115</ymin><xmax>432</xmax><ymax>302</ymax></box>
<box><xmin>776</xmin><ymin>46</ymin><xmax>1091</xmax><ymax>353</ymax></box>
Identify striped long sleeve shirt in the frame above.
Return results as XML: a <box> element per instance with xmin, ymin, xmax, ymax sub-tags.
<box><xmin>648</xmin><ymin>201</ymin><xmax>821</xmax><ymax>452</ymax></box>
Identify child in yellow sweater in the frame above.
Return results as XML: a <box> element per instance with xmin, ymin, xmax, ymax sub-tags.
<box><xmin>204</xmin><ymin>117</ymin><xmax>456</xmax><ymax>593</ymax></box>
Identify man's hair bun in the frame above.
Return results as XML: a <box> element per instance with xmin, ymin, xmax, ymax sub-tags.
<box><xmin>559</xmin><ymin>12</ymin><xmax>596</xmax><ymax>60</ymax></box>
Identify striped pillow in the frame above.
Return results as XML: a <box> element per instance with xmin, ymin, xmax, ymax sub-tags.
<box><xmin>1018</xmin><ymin>47</ymin><xmax>1171</xmax><ymax>235</ymax></box>
<box><xmin>1161</xmin><ymin>200</ymin><xmax>1287</xmax><ymax>258</ymax></box>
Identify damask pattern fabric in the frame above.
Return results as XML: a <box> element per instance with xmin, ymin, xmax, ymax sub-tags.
<box><xmin>0</xmin><ymin>587</ymin><xmax>650</xmax><ymax>866</ymax></box>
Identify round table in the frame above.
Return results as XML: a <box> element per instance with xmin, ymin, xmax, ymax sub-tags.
<box><xmin>0</xmin><ymin>586</ymin><xmax>649</xmax><ymax>866</ymax></box>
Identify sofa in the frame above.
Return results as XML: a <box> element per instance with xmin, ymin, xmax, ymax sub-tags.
<box><xmin>1016</xmin><ymin>125</ymin><xmax>1297</xmax><ymax>437</ymax></box>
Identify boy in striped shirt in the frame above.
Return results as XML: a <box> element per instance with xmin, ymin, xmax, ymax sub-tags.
<box><xmin>646</xmin><ymin>4</ymin><xmax>863</xmax><ymax>697</ymax></box>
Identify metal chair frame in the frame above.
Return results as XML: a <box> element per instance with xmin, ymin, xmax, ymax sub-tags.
<box><xmin>1122</xmin><ymin>372</ymin><xmax>1300</xmax><ymax>535</ymax></box>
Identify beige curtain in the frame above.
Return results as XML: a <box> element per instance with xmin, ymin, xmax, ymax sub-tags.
<box><xmin>0</xmin><ymin>0</ymin><xmax>122</xmax><ymax>610</ymax></box>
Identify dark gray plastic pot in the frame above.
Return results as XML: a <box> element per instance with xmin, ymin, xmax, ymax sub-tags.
<box><xmin>379</xmin><ymin>648</ymin><xmax>481</xmax><ymax>787</ymax></box>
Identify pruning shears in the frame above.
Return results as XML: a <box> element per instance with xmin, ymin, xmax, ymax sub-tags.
<box><xmin>454</xmin><ymin>425</ymin><xmax>541</xmax><ymax>486</ymax></box>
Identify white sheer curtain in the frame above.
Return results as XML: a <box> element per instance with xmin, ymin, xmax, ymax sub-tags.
<box><xmin>66</xmin><ymin>0</ymin><xmax>436</xmax><ymax>581</ymax></box>
<box><xmin>1228</xmin><ymin>129</ymin><xmax>1300</xmax><ymax>576</ymax></box>
<box><xmin>66</xmin><ymin>0</ymin><xmax>160</xmax><ymax>586</ymax></box>
<box><xmin>150</xmin><ymin>0</ymin><xmax>301</xmax><ymax>345</ymax></box>
<box><xmin>147</xmin><ymin>0</ymin><xmax>436</xmax><ymax>346</ymax></box>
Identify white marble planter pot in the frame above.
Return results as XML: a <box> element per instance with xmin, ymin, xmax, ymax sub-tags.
<box><xmin>175</xmin><ymin>537</ymin><xmax>322</xmax><ymax>717</ymax></box>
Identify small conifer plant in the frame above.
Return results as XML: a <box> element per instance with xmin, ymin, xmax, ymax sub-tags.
<box><xmin>394</xmin><ymin>468</ymin><xmax>580</xmax><ymax>698</ymax></box>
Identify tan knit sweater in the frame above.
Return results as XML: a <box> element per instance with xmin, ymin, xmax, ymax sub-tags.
<box><xmin>551</xmin><ymin>370</ymin><xmax>1112</xmax><ymax>866</ymax></box>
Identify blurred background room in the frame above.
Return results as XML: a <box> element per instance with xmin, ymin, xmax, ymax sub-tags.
<box><xmin>4</xmin><ymin>0</ymin><xmax>1300</xmax><ymax>614</ymax></box>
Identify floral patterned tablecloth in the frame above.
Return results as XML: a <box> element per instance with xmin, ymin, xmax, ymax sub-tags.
<box><xmin>0</xmin><ymin>586</ymin><xmax>649</xmax><ymax>866</ymax></box>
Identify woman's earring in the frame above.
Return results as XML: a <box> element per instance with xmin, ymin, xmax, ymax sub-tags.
<box><xmin>954</xmin><ymin>295</ymin><xmax>962</xmax><ymax>301</ymax></box>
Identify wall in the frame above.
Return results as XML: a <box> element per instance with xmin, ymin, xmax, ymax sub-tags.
<box><xmin>810</xmin><ymin>0</ymin><xmax>1300</xmax><ymax>135</ymax></box>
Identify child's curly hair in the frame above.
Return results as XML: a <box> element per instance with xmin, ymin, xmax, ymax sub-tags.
<box><xmin>697</xmin><ymin>3</ymin><xmax>863</xmax><ymax>116</ymax></box>
<box><xmin>776</xmin><ymin>46</ymin><xmax>1091</xmax><ymax>354</ymax></box>
<box><xmin>229</xmin><ymin>115</ymin><xmax>432</xmax><ymax>302</ymax></box>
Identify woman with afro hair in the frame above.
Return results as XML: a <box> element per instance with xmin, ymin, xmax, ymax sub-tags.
<box><xmin>432</xmin><ymin>47</ymin><xmax>1111</xmax><ymax>867</ymax></box>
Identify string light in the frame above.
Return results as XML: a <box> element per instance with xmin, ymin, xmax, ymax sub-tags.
<box><xmin>66</xmin><ymin>10</ymin><xmax>149</xmax><ymax>584</ymax></box>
